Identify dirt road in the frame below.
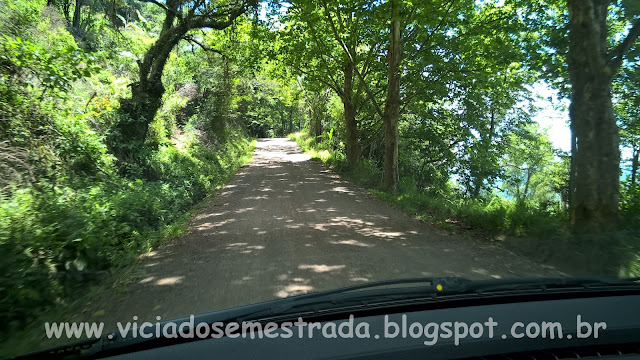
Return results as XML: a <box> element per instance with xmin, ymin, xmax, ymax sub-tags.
<box><xmin>91</xmin><ymin>138</ymin><xmax>562</xmax><ymax>324</ymax></box>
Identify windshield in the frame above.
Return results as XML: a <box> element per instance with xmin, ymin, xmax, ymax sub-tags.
<box><xmin>1</xmin><ymin>0</ymin><xmax>639</xmax><ymax>357</ymax></box>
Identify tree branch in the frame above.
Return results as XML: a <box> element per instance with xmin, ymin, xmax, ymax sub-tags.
<box><xmin>183</xmin><ymin>35</ymin><xmax>228</xmax><ymax>59</ymax></box>
<box><xmin>274</xmin><ymin>57</ymin><xmax>341</xmax><ymax>95</ymax></box>
<box><xmin>608</xmin><ymin>18</ymin><xmax>640</xmax><ymax>72</ymax></box>
<box><xmin>413</xmin><ymin>0</ymin><xmax>457</xmax><ymax>58</ymax></box>
<box><xmin>191</xmin><ymin>0</ymin><xmax>247</xmax><ymax>29</ymax></box>
<box><xmin>141</xmin><ymin>0</ymin><xmax>182</xmax><ymax>19</ymax></box>
<box><xmin>302</xmin><ymin>16</ymin><xmax>344</xmax><ymax>97</ymax></box>
<box><xmin>320</xmin><ymin>0</ymin><xmax>384</xmax><ymax>119</ymax></box>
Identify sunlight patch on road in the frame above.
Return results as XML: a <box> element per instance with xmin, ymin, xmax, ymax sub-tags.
<box><xmin>275</xmin><ymin>284</ymin><xmax>314</xmax><ymax>298</ymax></box>
<box><xmin>138</xmin><ymin>251</ymin><xmax>158</xmax><ymax>259</ymax></box>
<box><xmin>155</xmin><ymin>276</ymin><xmax>184</xmax><ymax>286</ymax></box>
<box><xmin>298</xmin><ymin>264</ymin><xmax>346</xmax><ymax>273</ymax></box>
<box><xmin>319</xmin><ymin>186</ymin><xmax>356</xmax><ymax>195</ymax></box>
<box><xmin>231</xmin><ymin>276</ymin><xmax>254</xmax><ymax>285</ymax></box>
<box><xmin>363</xmin><ymin>230</ymin><xmax>404</xmax><ymax>239</ymax></box>
<box><xmin>243</xmin><ymin>195</ymin><xmax>269</xmax><ymax>200</ymax></box>
<box><xmin>472</xmin><ymin>268</ymin><xmax>503</xmax><ymax>279</ymax></box>
<box><xmin>196</xmin><ymin>218</ymin><xmax>236</xmax><ymax>231</ymax></box>
<box><xmin>312</xmin><ymin>217</ymin><xmax>406</xmax><ymax>240</ymax></box>
<box><xmin>329</xmin><ymin>239</ymin><xmax>373</xmax><ymax>247</ymax></box>
<box><xmin>226</xmin><ymin>243</ymin><xmax>266</xmax><ymax>254</ymax></box>
<box><xmin>193</xmin><ymin>211</ymin><xmax>229</xmax><ymax>221</ymax></box>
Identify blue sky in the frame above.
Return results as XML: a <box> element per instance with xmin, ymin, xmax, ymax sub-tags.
<box><xmin>531</xmin><ymin>82</ymin><xmax>571</xmax><ymax>153</ymax></box>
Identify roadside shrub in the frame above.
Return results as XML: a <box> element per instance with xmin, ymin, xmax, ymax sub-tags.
<box><xmin>290</xmin><ymin>131</ymin><xmax>566</xmax><ymax>238</ymax></box>
<box><xmin>0</xmin><ymin>134</ymin><xmax>254</xmax><ymax>332</ymax></box>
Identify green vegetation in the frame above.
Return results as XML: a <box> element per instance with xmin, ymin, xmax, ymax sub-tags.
<box><xmin>279</xmin><ymin>0</ymin><xmax>640</xmax><ymax>277</ymax></box>
<box><xmin>291</xmin><ymin>122</ymin><xmax>638</xmax><ymax>276</ymax></box>
<box><xmin>0</xmin><ymin>0</ymin><xmax>268</xmax><ymax>334</ymax></box>
<box><xmin>290</xmin><ymin>132</ymin><xmax>567</xmax><ymax>238</ymax></box>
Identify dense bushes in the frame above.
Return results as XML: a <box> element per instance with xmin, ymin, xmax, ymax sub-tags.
<box><xmin>290</xmin><ymin>131</ymin><xmax>569</xmax><ymax>238</ymax></box>
<box><xmin>0</xmin><ymin>134</ymin><xmax>253</xmax><ymax>330</ymax></box>
<box><xmin>0</xmin><ymin>0</ymin><xmax>257</xmax><ymax>332</ymax></box>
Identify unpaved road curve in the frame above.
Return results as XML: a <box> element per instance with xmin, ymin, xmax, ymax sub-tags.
<box><xmin>92</xmin><ymin>138</ymin><xmax>562</xmax><ymax>324</ymax></box>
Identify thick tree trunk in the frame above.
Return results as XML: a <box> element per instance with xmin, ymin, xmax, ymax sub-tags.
<box><xmin>108</xmin><ymin>0</ymin><xmax>248</xmax><ymax>169</ymax></box>
<box><xmin>111</xmin><ymin>27</ymin><xmax>184</xmax><ymax>165</ymax></box>
<box><xmin>62</xmin><ymin>0</ymin><xmax>71</xmax><ymax>23</ymax></box>
<box><xmin>382</xmin><ymin>1</ymin><xmax>402</xmax><ymax>191</ymax></box>
<box><xmin>566</xmin><ymin>0</ymin><xmax>620</xmax><ymax>233</ymax></box>
<box><xmin>282</xmin><ymin>115</ymin><xmax>286</xmax><ymax>136</ymax></box>
<box><xmin>114</xmin><ymin>80</ymin><xmax>165</xmax><ymax>163</ymax></box>
<box><xmin>472</xmin><ymin>177</ymin><xmax>482</xmax><ymax>198</ymax></box>
<box><xmin>343</xmin><ymin>60</ymin><xmax>359</xmax><ymax>166</ymax></box>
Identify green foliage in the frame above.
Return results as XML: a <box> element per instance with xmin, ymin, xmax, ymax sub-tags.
<box><xmin>0</xmin><ymin>0</ymin><xmax>258</xmax><ymax>334</ymax></box>
<box><xmin>291</xmin><ymin>131</ymin><xmax>568</xmax><ymax>238</ymax></box>
<box><xmin>0</xmin><ymin>133</ymin><xmax>253</xmax><ymax>331</ymax></box>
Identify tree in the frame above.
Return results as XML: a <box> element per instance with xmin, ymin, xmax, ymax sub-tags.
<box><xmin>382</xmin><ymin>0</ymin><xmax>401</xmax><ymax>190</ymax></box>
<box><xmin>503</xmin><ymin>124</ymin><xmax>555</xmax><ymax>203</ymax></box>
<box><xmin>565</xmin><ymin>0</ymin><xmax>640</xmax><ymax>233</ymax></box>
<box><xmin>277</xmin><ymin>0</ymin><xmax>385</xmax><ymax>166</ymax></box>
<box><xmin>111</xmin><ymin>0</ymin><xmax>254</xmax><ymax>165</ymax></box>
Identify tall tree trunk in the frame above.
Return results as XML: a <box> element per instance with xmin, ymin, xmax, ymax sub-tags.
<box><xmin>523</xmin><ymin>167</ymin><xmax>532</xmax><ymax>202</ymax></box>
<box><xmin>566</xmin><ymin>0</ymin><xmax>620</xmax><ymax>233</ymax></box>
<box><xmin>314</xmin><ymin>112</ymin><xmax>322</xmax><ymax>143</ymax></box>
<box><xmin>568</xmin><ymin>128</ymin><xmax>577</xmax><ymax>210</ymax></box>
<box><xmin>288</xmin><ymin>104</ymin><xmax>294</xmax><ymax>135</ymax></box>
<box><xmin>62</xmin><ymin>0</ymin><xmax>71</xmax><ymax>23</ymax></box>
<box><xmin>343</xmin><ymin>60</ymin><xmax>359</xmax><ymax>166</ymax></box>
<box><xmin>308</xmin><ymin>108</ymin><xmax>314</xmax><ymax>138</ymax></box>
<box><xmin>382</xmin><ymin>0</ymin><xmax>402</xmax><ymax>191</ymax></box>
<box><xmin>282</xmin><ymin>113</ymin><xmax>286</xmax><ymax>136</ymax></box>
<box><xmin>631</xmin><ymin>145</ymin><xmax>639</xmax><ymax>189</ymax></box>
<box><xmin>72</xmin><ymin>0</ymin><xmax>82</xmax><ymax>29</ymax></box>
<box><xmin>472</xmin><ymin>177</ymin><xmax>482</xmax><ymax>198</ymax></box>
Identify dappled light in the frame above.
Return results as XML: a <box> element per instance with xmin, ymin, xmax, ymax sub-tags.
<box><xmin>275</xmin><ymin>284</ymin><xmax>315</xmax><ymax>298</ymax></box>
<box><xmin>196</xmin><ymin>219</ymin><xmax>236</xmax><ymax>231</ymax></box>
<box><xmin>298</xmin><ymin>264</ymin><xmax>347</xmax><ymax>273</ymax></box>
<box><xmin>43</xmin><ymin>138</ymin><xmax>566</xmax><ymax>342</ymax></box>
<box><xmin>155</xmin><ymin>276</ymin><xmax>184</xmax><ymax>286</ymax></box>
<box><xmin>329</xmin><ymin>239</ymin><xmax>373</xmax><ymax>247</ymax></box>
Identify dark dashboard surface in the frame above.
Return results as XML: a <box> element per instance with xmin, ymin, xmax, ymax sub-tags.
<box><xmin>106</xmin><ymin>294</ymin><xmax>640</xmax><ymax>360</ymax></box>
